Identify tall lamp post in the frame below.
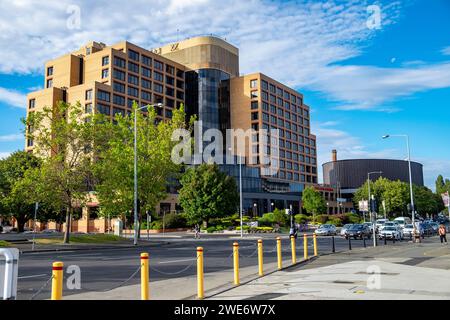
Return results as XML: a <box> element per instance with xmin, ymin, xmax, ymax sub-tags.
<box><xmin>382</xmin><ymin>134</ymin><xmax>416</xmax><ymax>232</ymax></box>
<box><xmin>368</xmin><ymin>171</ymin><xmax>382</xmax><ymax>247</ymax></box>
<box><xmin>133</xmin><ymin>102</ymin><xmax>162</xmax><ymax>246</ymax></box>
<box><xmin>229</xmin><ymin>147</ymin><xmax>243</xmax><ymax>238</ymax></box>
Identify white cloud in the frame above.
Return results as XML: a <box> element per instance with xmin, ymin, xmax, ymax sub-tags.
<box><xmin>0</xmin><ymin>87</ymin><xmax>26</xmax><ymax>109</ymax></box>
<box><xmin>0</xmin><ymin>152</ymin><xmax>12</xmax><ymax>159</ymax></box>
<box><xmin>0</xmin><ymin>133</ymin><xmax>23</xmax><ymax>142</ymax></box>
<box><xmin>441</xmin><ymin>46</ymin><xmax>450</xmax><ymax>56</ymax></box>
<box><xmin>417</xmin><ymin>158</ymin><xmax>450</xmax><ymax>191</ymax></box>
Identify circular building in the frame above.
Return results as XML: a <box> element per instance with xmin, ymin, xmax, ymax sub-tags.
<box><xmin>322</xmin><ymin>151</ymin><xmax>424</xmax><ymax>193</ymax></box>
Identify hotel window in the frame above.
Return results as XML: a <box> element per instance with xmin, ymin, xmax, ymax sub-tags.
<box><xmin>166</xmin><ymin>98</ymin><xmax>174</xmax><ymax>108</ymax></box>
<box><xmin>154</xmin><ymin>60</ymin><xmax>163</xmax><ymax>71</ymax></box>
<box><xmin>311</xmin><ymin>140</ymin><xmax>315</xmax><ymax>147</ymax></box>
<box><xmin>128</xmin><ymin>74</ymin><xmax>139</xmax><ymax>85</ymax></box>
<box><xmin>128</xmin><ymin>49</ymin><xmax>140</xmax><ymax>62</ymax></box>
<box><xmin>294</xmin><ymin>173</ymin><xmax>299</xmax><ymax>181</ymax></box>
<box><xmin>285</xmin><ymin>131</ymin><xmax>291</xmax><ymax>139</ymax></box>
<box><xmin>113</xmin><ymin>94</ymin><xmax>125</xmax><ymax>106</ymax></box>
<box><xmin>165</xmin><ymin>109</ymin><xmax>173</xmax><ymax>118</ymax></box>
<box><xmin>250</xmin><ymin>91</ymin><xmax>258</xmax><ymax>99</ymax></box>
<box><xmin>47</xmin><ymin>66</ymin><xmax>53</xmax><ymax>76</ymax></box>
<box><xmin>251</xmin><ymin>101</ymin><xmax>258</xmax><ymax>110</ymax></box>
<box><xmin>279</xmin><ymin>171</ymin><xmax>286</xmax><ymax>179</ymax></box>
<box><xmin>292</xmin><ymin>143</ymin><xmax>298</xmax><ymax>151</ymax></box>
<box><xmin>113</xmin><ymin>107</ymin><xmax>125</xmax><ymax>117</ymax></box>
<box><xmin>277</xmin><ymin>97</ymin><xmax>283</xmax><ymax>106</ymax></box>
<box><xmin>280</xmin><ymin>140</ymin><xmax>285</xmax><ymax>148</ymax></box>
<box><xmin>154</xmin><ymin>71</ymin><xmax>163</xmax><ymax>82</ymax></box>
<box><xmin>304</xmin><ymin>109</ymin><xmax>309</xmax><ymax>118</ymax></box>
<box><xmin>29</xmin><ymin>99</ymin><xmax>35</xmax><ymax>109</ymax></box>
<box><xmin>284</xmin><ymin>101</ymin><xmax>290</xmax><ymax>109</ymax></box>
<box><xmin>102</xmin><ymin>56</ymin><xmax>109</xmax><ymax>66</ymax></box>
<box><xmin>142</xmin><ymin>67</ymin><xmax>151</xmax><ymax>78</ymax></box>
<box><xmin>301</xmin><ymin>174</ymin><xmax>305</xmax><ymax>182</ymax></box>
<box><xmin>141</xmin><ymin>78</ymin><xmax>151</xmax><ymax>89</ymax></box>
<box><xmin>251</xmin><ymin>112</ymin><xmax>258</xmax><ymax>121</ymax></box>
<box><xmin>261</xmin><ymin>91</ymin><xmax>268</xmax><ymax>101</ymax></box>
<box><xmin>284</xmin><ymin>91</ymin><xmax>290</xmax><ymax>100</ymax></box>
<box><xmin>297</xmin><ymin>106</ymin><xmax>303</xmax><ymax>115</ymax></box>
<box><xmin>270</xmin><ymin>105</ymin><xmax>276</xmax><ymax>114</ymax></box>
<box><xmin>276</xmin><ymin>87</ymin><xmax>283</xmax><ymax>96</ymax></box>
<box><xmin>280</xmin><ymin>160</ymin><xmax>285</xmax><ymax>168</ymax></box>
<box><xmin>166</xmin><ymin>65</ymin><xmax>174</xmax><ymax>75</ymax></box>
<box><xmin>165</xmin><ymin>87</ymin><xmax>174</xmax><ymax>97</ymax></box>
<box><xmin>305</xmin><ymin>128</ymin><xmax>309</xmax><ymax>136</ymax></box>
<box><xmin>277</xmin><ymin>108</ymin><xmax>284</xmax><ymax>117</ymax></box>
<box><xmin>293</xmin><ymin>153</ymin><xmax>298</xmax><ymax>162</ymax></box>
<box><xmin>269</xmin><ymin>84</ymin><xmax>276</xmax><ymax>93</ymax></box>
<box><xmin>85</xmin><ymin>103</ymin><xmax>92</xmax><ymax>113</ymax></box>
<box><xmin>96</xmin><ymin>103</ymin><xmax>110</xmax><ymax>115</ymax></box>
<box><xmin>113</xmin><ymin>69</ymin><xmax>125</xmax><ymax>81</ymax></box>
<box><xmin>97</xmin><ymin>90</ymin><xmax>110</xmax><ymax>102</ymax></box>
<box><xmin>294</xmin><ymin>163</ymin><xmax>299</xmax><ymax>170</ymax></box>
<box><xmin>262</xmin><ymin>102</ymin><xmax>269</xmax><ymax>111</ymax></box>
<box><xmin>127</xmin><ymin>99</ymin><xmax>135</xmax><ymax>108</ymax></box>
<box><xmin>154</xmin><ymin>95</ymin><xmax>163</xmax><ymax>104</ymax></box>
<box><xmin>166</xmin><ymin>75</ymin><xmax>174</xmax><ymax>86</ymax></box>
<box><xmin>251</xmin><ymin>123</ymin><xmax>259</xmax><ymax>131</ymax></box>
<box><xmin>85</xmin><ymin>89</ymin><xmax>93</xmax><ymax>100</ymax></box>
<box><xmin>141</xmin><ymin>91</ymin><xmax>151</xmax><ymax>102</ymax></box>
<box><xmin>113</xmin><ymin>81</ymin><xmax>125</xmax><ymax>93</ymax></box>
<box><xmin>287</xmin><ymin>172</ymin><xmax>292</xmax><ymax>180</ymax></box>
<box><xmin>27</xmin><ymin>138</ymin><xmax>33</xmax><ymax>147</ymax></box>
<box><xmin>270</xmin><ymin>95</ymin><xmax>276</xmax><ymax>104</ymax></box>
<box><xmin>113</xmin><ymin>56</ymin><xmax>126</xmax><ymax>68</ymax></box>
<box><xmin>292</xmin><ymin>114</ymin><xmax>297</xmax><ymax>122</ymax></box>
<box><xmin>176</xmin><ymin>79</ymin><xmax>184</xmax><ymax>89</ymax></box>
<box><xmin>142</xmin><ymin>55</ymin><xmax>152</xmax><ymax>66</ymax></box>
<box><xmin>154</xmin><ymin>83</ymin><xmax>163</xmax><ymax>94</ymax></box>
<box><xmin>262</xmin><ymin>80</ymin><xmax>268</xmax><ymax>90</ymax></box>
<box><xmin>292</xmin><ymin>124</ymin><xmax>297</xmax><ymax>131</ymax></box>
<box><xmin>176</xmin><ymin>69</ymin><xmax>184</xmax><ymax>79</ymax></box>
<box><xmin>46</xmin><ymin>79</ymin><xmax>53</xmax><ymax>88</ymax></box>
<box><xmin>128</xmin><ymin>86</ymin><xmax>139</xmax><ymax>98</ymax></box>
<box><xmin>176</xmin><ymin>91</ymin><xmax>184</xmax><ymax>100</ymax></box>
<box><xmin>291</xmin><ymin>95</ymin><xmax>297</xmax><ymax>104</ymax></box>
<box><xmin>262</xmin><ymin>112</ymin><xmax>269</xmax><ymax>122</ymax></box>
<box><xmin>128</xmin><ymin>61</ymin><xmax>139</xmax><ymax>74</ymax></box>
<box><xmin>250</xmin><ymin>79</ymin><xmax>257</xmax><ymax>88</ymax></box>
<box><xmin>298</xmin><ymin>97</ymin><xmax>303</xmax><ymax>105</ymax></box>
<box><xmin>270</xmin><ymin>115</ymin><xmax>276</xmax><ymax>124</ymax></box>
<box><xmin>102</xmin><ymin>69</ymin><xmax>109</xmax><ymax>79</ymax></box>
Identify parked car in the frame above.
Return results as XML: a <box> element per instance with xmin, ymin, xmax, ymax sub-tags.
<box><xmin>363</xmin><ymin>222</ymin><xmax>375</xmax><ymax>233</ymax></box>
<box><xmin>344</xmin><ymin>224</ymin><xmax>372</xmax><ymax>239</ymax></box>
<box><xmin>394</xmin><ymin>217</ymin><xmax>412</xmax><ymax>228</ymax></box>
<box><xmin>340</xmin><ymin>224</ymin><xmax>353</xmax><ymax>236</ymax></box>
<box><xmin>403</xmin><ymin>224</ymin><xmax>415</xmax><ymax>238</ymax></box>
<box><xmin>379</xmin><ymin>226</ymin><xmax>402</xmax><ymax>240</ymax></box>
<box><xmin>376</xmin><ymin>219</ymin><xmax>388</xmax><ymax>231</ymax></box>
<box><xmin>429</xmin><ymin>222</ymin><xmax>439</xmax><ymax>234</ymax></box>
<box><xmin>315</xmin><ymin>224</ymin><xmax>337</xmax><ymax>236</ymax></box>
<box><xmin>421</xmin><ymin>222</ymin><xmax>434</xmax><ymax>236</ymax></box>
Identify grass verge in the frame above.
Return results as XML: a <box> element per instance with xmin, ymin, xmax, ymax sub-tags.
<box><xmin>0</xmin><ymin>240</ymin><xmax>10</xmax><ymax>247</ymax></box>
<box><xmin>34</xmin><ymin>234</ymin><xmax>128</xmax><ymax>245</ymax></box>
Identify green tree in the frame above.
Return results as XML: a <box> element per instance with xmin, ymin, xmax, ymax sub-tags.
<box><xmin>24</xmin><ymin>101</ymin><xmax>98</xmax><ymax>243</ymax></box>
<box><xmin>414</xmin><ymin>185</ymin><xmax>445</xmax><ymax>216</ymax></box>
<box><xmin>94</xmin><ymin>102</ymin><xmax>189</xmax><ymax>230</ymax></box>
<box><xmin>301</xmin><ymin>186</ymin><xmax>326</xmax><ymax>223</ymax></box>
<box><xmin>179</xmin><ymin>163</ymin><xmax>239</xmax><ymax>226</ymax></box>
<box><xmin>436</xmin><ymin>175</ymin><xmax>446</xmax><ymax>194</ymax></box>
<box><xmin>0</xmin><ymin>151</ymin><xmax>41</xmax><ymax>232</ymax></box>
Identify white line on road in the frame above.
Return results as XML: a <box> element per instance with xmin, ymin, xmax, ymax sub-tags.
<box><xmin>18</xmin><ymin>274</ymin><xmax>48</xmax><ymax>279</ymax></box>
<box><xmin>158</xmin><ymin>258</ymin><xmax>197</xmax><ymax>264</ymax></box>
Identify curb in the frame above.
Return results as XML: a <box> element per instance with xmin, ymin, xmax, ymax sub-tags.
<box><xmin>19</xmin><ymin>241</ymin><xmax>172</xmax><ymax>254</ymax></box>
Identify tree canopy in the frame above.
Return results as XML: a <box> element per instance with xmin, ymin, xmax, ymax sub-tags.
<box><xmin>301</xmin><ymin>186</ymin><xmax>327</xmax><ymax>222</ymax></box>
<box><xmin>179</xmin><ymin>163</ymin><xmax>239</xmax><ymax>225</ymax></box>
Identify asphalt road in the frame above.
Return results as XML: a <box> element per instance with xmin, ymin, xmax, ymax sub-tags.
<box><xmin>14</xmin><ymin>234</ymin><xmax>403</xmax><ymax>300</ymax></box>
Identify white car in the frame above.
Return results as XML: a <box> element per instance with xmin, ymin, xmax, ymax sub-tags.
<box><xmin>340</xmin><ymin>224</ymin><xmax>353</xmax><ymax>236</ymax></box>
<box><xmin>376</xmin><ymin>219</ymin><xmax>388</xmax><ymax>231</ymax></box>
<box><xmin>379</xmin><ymin>226</ymin><xmax>402</xmax><ymax>240</ymax></box>
<box><xmin>315</xmin><ymin>224</ymin><xmax>337</xmax><ymax>236</ymax></box>
<box><xmin>403</xmin><ymin>224</ymin><xmax>414</xmax><ymax>238</ymax></box>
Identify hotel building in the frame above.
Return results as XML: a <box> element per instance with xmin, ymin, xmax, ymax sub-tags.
<box><xmin>26</xmin><ymin>36</ymin><xmax>317</xmax><ymax>222</ymax></box>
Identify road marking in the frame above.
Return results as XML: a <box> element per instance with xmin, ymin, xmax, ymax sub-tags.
<box><xmin>18</xmin><ymin>274</ymin><xmax>48</xmax><ymax>279</ymax></box>
<box><xmin>158</xmin><ymin>258</ymin><xmax>197</xmax><ymax>264</ymax></box>
<box><xmin>56</xmin><ymin>253</ymin><xmax>102</xmax><ymax>258</ymax></box>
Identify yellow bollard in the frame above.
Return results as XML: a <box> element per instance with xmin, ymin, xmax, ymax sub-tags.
<box><xmin>140</xmin><ymin>252</ymin><xmax>149</xmax><ymax>300</ymax></box>
<box><xmin>197</xmin><ymin>247</ymin><xmax>204</xmax><ymax>299</ymax></box>
<box><xmin>233</xmin><ymin>242</ymin><xmax>240</xmax><ymax>285</ymax></box>
<box><xmin>313</xmin><ymin>233</ymin><xmax>318</xmax><ymax>257</ymax></box>
<box><xmin>276</xmin><ymin>237</ymin><xmax>282</xmax><ymax>270</ymax></box>
<box><xmin>51</xmin><ymin>261</ymin><xmax>64</xmax><ymax>300</ymax></box>
<box><xmin>304</xmin><ymin>234</ymin><xmax>309</xmax><ymax>260</ymax></box>
<box><xmin>290</xmin><ymin>235</ymin><xmax>296</xmax><ymax>264</ymax></box>
<box><xmin>257</xmin><ymin>239</ymin><xmax>264</xmax><ymax>276</ymax></box>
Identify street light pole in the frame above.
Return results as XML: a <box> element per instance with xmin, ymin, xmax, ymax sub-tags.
<box><xmin>382</xmin><ymin>134</ymin><xmax>415</xmax><ymax>232</ymax></box>
<box><xmin>239</xmin><ymin>153</ymin><xmax>243</xmax><ymax>238</ymax></box>
<box><xmin>368</xmin><ymin>171</ymin><xmax>382</xmax><ymax>247</ymax></box>
<box><xmin>133</xmin><ymin>103</ymin><xmax>162</xmax><ymax>246</ymax></box>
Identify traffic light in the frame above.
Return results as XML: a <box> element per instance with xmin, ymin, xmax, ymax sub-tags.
<box><xmin>370</xmin><ymin>198</ymin><xmax>377</xmax><ymax>213</ymax></box>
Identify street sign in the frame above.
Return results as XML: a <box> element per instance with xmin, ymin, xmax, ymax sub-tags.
<box><xmin>337</xmin><ymin>198</ymin><xmax>346</xmax><ymax>203</ymax></box>
<box><xmin>358</xmin><ymin>200</ymin><xmax>368</xmax><ymax>212</ymax></box>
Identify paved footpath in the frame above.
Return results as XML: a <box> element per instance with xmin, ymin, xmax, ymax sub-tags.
<box><xmin>208</xmin><ymin>241</ymin><xmax>450</xmax><ymax>300</ymax></box>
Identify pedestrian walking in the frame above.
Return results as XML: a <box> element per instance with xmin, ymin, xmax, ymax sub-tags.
<box><xmin>194</xmin><ymin>224</ymin><xmax>200</xmax><ymax>239</ymax></box>
<box><xmin>439</xmin><ymin>224</ymin><xmax>447</xmax><ymax>244</ymax></box>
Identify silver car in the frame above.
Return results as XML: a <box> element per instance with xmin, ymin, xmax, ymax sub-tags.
<box><xmin>315</xmin><ymin>224</ymin><xmax>337</xmax><ymax>236</ymax></box>
<box><xmin>340</xmin><ymin>224</ymin><xmax>353</xmax><ymax>237</ymax></box>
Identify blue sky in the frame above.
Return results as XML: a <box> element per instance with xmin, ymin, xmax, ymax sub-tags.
<box><xmin>0</xmin><ymin>0</ymin><xmax>449</xmax><ymax>189</ymax></box>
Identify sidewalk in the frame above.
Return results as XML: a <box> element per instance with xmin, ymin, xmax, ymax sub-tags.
<box><xmin>208</xmin><ymin>242</ymin><xmax>450</xmax><ymax>300</ymax></box>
